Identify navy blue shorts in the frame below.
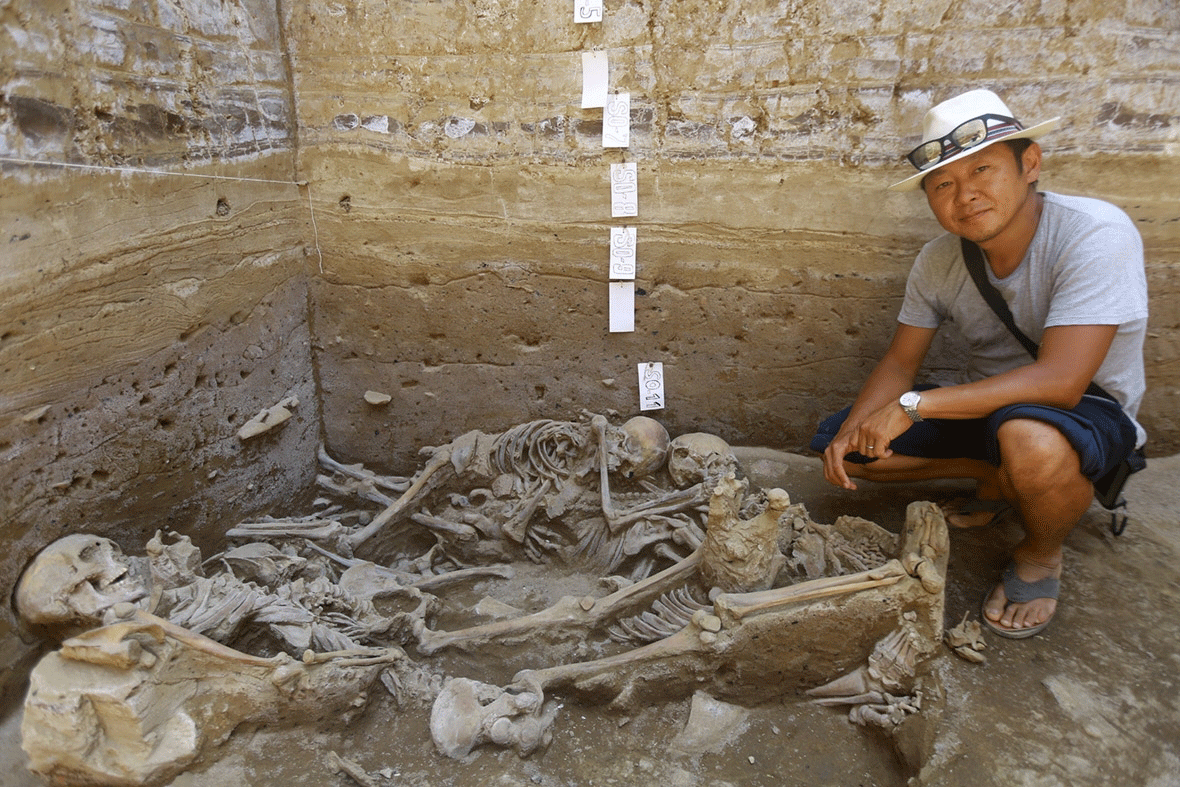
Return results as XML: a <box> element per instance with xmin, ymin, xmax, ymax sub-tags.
<box><xmin>809</xmin><ymin>385</ymin><xmax>1138</xmax><ymax>482</ymax></box>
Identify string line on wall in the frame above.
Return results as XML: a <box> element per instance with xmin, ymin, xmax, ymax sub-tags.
<box><xmin>0</xmin><ymin>155</ymin><xmax>325</xmax><ymax>273</ymax></box>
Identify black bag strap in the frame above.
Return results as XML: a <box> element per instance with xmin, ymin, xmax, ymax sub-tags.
<box><xmin>960</xmin><ymin>238</ymin><xmax>1111</xmax><ymax>401</ymax></box>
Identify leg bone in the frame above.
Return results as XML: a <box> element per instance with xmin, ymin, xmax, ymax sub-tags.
<box><xmin>713</xmin><ymin>559</ymin><xmax>907</xmax><ymax>622</ymax></box>
<box><xmin>415</xmin><ymin>550</ymin><xmax>701</xmax><ymax>655</ymax></box>
<box><xmin>349</xmin><ymin>447</ymin><xmax>456</xmax><ymax>548</ymax></box>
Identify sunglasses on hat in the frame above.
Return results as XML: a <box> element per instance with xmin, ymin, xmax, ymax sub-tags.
<box><xmin>906</xmin><ymin>113</ymin><xmax>1024</xmax><ymax>171</ymax></box>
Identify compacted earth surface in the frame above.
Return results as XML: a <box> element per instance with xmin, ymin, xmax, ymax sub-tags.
<box><xmin>2</xmin><ymin>449</ymin><xmax>1177</xmax><ymax>787</ymax></box>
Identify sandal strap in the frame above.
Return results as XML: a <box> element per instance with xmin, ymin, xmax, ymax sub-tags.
<box><xmin>1001</xmin><ymin>562</ymin><xmax>1060</xmax><ymax>604</ymax></box>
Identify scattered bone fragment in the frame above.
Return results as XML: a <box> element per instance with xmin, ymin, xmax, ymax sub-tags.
<box><xmin>317</xmin><ymin>443</ymin><xmax>410</xmax><ymax>497</ymax></box>
<box><xmin>669</xmin><ymin>692</ymin><xmax>751</xmax><ymax>755</ymax></box>
<box><xmin>364</xmin><ymin>390</ymin><xmax>392</xmax><ymax>405</ymax></box>
<box><xmin>327</xmin><ymin>751</ymin><xmax>382</xmax><ymax>787</ymax></box>
<box><xmin>848</xmin><ymin>693</ymin><xmax>922</xmax><ymax>727</ymax></box>
<box><xmin>225</xmin><ymin>516</ymin><xmax>346</xmax><ymax>542</ymax></box>
<box><xmin>22</xmin><ymin>404</ymin><xmax>51</xmax><ymax>422</ymax></box>
<box><xmin>237</xmin><ymin>395</ymin><xmax>299</xmax><ymax>440</ymax></box>
<box><xmin>944</xmin><ymin>612</ymin><xmax>987</xmax><ymax>663</ymax></box>
<box><xmin>475</xmin><ymin>596</ymin><xmax>524</xmax><ymax>619</ymax></box>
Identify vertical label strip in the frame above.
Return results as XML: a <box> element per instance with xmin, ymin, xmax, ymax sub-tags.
<box><xmin>602</xmin><ymin>92</ymin><xmax>630</xmax><ymax>148</ymax></box>
<box><xmin>638</xmin><ymin>362</ymin><xmax>665</xmax><ymax>410</ymax></box>
<box><xmin>610</xmin><ymin>162</ymin><xmax>637</xmax><ymax>217</ymax></box>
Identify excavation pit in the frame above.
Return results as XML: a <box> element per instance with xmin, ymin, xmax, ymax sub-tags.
<box><xmin>3</xmin><ymin>1</ymin><xmax>1178</xmax><ymax>785</ymax></box>
<box><xmin>11</xmin><ymin>421</ymin><xmax>951</xmax><ymax>786</ymax></box>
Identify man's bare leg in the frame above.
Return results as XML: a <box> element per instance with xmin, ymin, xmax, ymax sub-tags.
<box><xmin>843</xmin><ymin>418</ymin><xmax>1091</xmax><ymax>633</ymax></box>
<box><xmin>984</xmin><ymin>418</ymin><xmax>1092</xmax><ymax>633</ymax></box>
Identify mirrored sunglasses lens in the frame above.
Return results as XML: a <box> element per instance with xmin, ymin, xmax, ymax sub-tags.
<box><xmin>912</xmin><ymin>140</ymin><xmax>942</xmax><ymax>170</ymax></box>
<box><xmin>951</xmin><ymin>118</ymin><xmax>988</xmax><ymax>150</ymax></box>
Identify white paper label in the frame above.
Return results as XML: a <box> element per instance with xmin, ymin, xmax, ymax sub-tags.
<box><xmin>610</xmin><ymin>162</ymin><xmax>637</xmax><ymax>217</ymax></box>
<box><xmin>581</xmin><ymin>51</ymin><xmax>609</xmax><ymax>109</ymax></box>
<box><xmin>609</xmin><ymin>281</ymin><xmax>635</xmax><ymax>333</ymax></box>
<box><xmin>574</xmin><ymin>0</ymin><xmax>603</xmax><ymax>23</ymax></box>
<box><xmin>638</xmin><ymin>362</ymin><xmax>665</xmax><ymax>411</ymax></box>
<box><xmin>609</xmin><ymin>226</ymin><xmax>636</xmax><ymax>279</ymax></box>
<box><xmin>602</xmin><ymin>92</ymin><xmax>630</xmax><ymax>148</ymax></box>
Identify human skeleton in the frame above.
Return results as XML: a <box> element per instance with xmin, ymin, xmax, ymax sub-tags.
<box><xmin>16</xmin><ymin>412</ymin><xmax>950</xmax><ymax>785</ymax></box>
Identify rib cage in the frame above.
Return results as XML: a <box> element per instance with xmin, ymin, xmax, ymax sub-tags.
<box><xmin>607</xmin><ymin>584</ymin><xmax>711</xmax><ymax>644</ymax></box>
<box><xmin>492</xmin><ymin>420</ymin><xmax>593</xmax><ymax>482</ymax></box>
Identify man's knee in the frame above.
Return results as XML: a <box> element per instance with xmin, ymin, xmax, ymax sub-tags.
<box><xmin>996</xmin><ymin>418</ymin><xmax>1082</xmax><ymax>485</ymax></box>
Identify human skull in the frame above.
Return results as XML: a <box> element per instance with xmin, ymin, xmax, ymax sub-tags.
<box><xmin>15</xmin><ymin>534</ymin><xmax>151</xmax><ymax>633</ymax></box>
<box><xmin>667</xmin><ymin>432</ymin><xmax>737</xmax><ymax>487</ymax></box>
<box><xmin>611</xmin><ymin>416</ymin><xmax>671</xmax><ymax>479</ymax></box>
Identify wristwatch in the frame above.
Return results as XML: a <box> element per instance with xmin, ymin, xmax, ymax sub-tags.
<box><xmin>900</xmin><ymin>390</ymin><xmax>924</xmax><ymax>422</ymax></box>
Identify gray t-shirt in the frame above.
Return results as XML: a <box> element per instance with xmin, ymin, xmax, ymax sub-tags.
<box><xmin>898</xmin><ymin>192</ymin><xmax>1148</xmax><ymax>446</ymax></box>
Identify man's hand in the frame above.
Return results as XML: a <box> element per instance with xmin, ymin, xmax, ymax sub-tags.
<box><xmin>822</xmin><ymin>400</ymin><xmax>914</xmax><ymax>490</ymax></box>
<box><xmin>822</xmin><ymin>426</ymin><xmax>862</xmax><ymax>490</ymax></box>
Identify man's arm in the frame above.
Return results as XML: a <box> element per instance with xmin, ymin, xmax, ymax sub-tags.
<box><xmin>915</xmin><ymin>324</ymin><xmax>1118</xmax><ymax>419</ymax></box>
<box><xmin>828</xmin><ymin>323</ymin><xmax>1119</xmax><ymax>490</ymax></box>
<box><xmin>822</xmin><ymin>323</ymin><xmax>936</xmax><ymax>489</ymax></box>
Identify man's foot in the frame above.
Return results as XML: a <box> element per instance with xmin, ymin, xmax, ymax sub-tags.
<box><xmin>981</xmin><ymin>558</ymin><xmax>1061</xmax><ymax>639</ymax></box>
<box><xmin>942</xmin><ymin>497</ymin><xmax>1013</xmax><ymax>529</ymax></box>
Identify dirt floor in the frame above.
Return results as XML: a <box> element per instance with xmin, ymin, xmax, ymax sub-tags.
<box><xmin>3</xmin><ymin>448</ymin><xmax>1178</xmax><ymax>787</ymax></box>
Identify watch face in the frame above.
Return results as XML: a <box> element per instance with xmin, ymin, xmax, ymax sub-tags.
<box><xmin>901</xmin><ymin>391</ymin><xmax>920</xmax><ymax>407</ymax></box>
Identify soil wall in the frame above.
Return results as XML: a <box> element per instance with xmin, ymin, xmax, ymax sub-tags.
<box><xmin>0</xmin><ymin>0</ymin><xmax>317</xmax><ymax>693</ymax></box>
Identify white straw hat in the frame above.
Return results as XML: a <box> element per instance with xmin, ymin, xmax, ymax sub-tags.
<box><xmin>889</xmin><ymin>89</ymin><xmax>1061</xmax><ymax>192</ymax></box>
